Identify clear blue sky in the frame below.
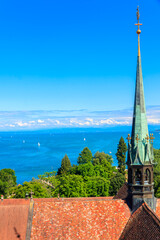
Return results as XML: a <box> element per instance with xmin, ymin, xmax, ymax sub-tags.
<box><xmin>0</xmin><ymin>0</ymin><xmax>160</xmax><ymax>112</ymax></box>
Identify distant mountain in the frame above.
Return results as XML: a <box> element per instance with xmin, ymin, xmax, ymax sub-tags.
<box><xmin>0</xmin><ymin>106</ymin><xmax>160</xmax><ymax>130</ymax></box>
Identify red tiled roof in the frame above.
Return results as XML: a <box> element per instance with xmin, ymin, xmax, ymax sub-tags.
<box><xmin>2</xmin><ymin>197</ymin><xmax>160</xmax><ymax>240</ymax></box>
<box><xmin>0</xmin><ymin>199</ymin><xmax>30</xmax><ymax>240</ymax></box>
<box><xmin>113</xmin><ymin>183</ymin><xmax>128</xmax><ymax>200</ymax></box>
<box><xmin>31</xmin><ymin>197</ymin><xmax>131</xmax><ymax>240</ymax></box>
<box><xmin>156</xmin><ymin>198</ymin><xmax>160</xmax><ymax>218</ymax></box>
<box><xmin>119</xmin><ymin>202</ymin><xmax>160</xmax><ymax>240</ymax></box>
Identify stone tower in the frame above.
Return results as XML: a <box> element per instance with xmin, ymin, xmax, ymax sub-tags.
<box><xmin>127</xmin><ymin>7</ymin><xmax>156</xmax><ymax>211</ymax></box>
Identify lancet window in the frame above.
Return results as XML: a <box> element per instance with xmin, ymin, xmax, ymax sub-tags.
<box><xmin>135</xmin><ymin>169</ymin><xmax>142</xmax><ymax>185</ymax></box>
<box><xmin>144</xmin><ymin>169</ymin><xmax>151</xmax><ymax>185</ymax></box>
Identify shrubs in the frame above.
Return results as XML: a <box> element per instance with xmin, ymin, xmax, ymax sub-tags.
<box><xmin>0</xmin><ymin>169</ymin><xmax>17</xmax><ymax>197</ymax></box>
<box><xmin>2</xmin><ymin>139</ymin><xmax>160</xmax><ymax>199</ymax></box>
<box><xmin>0</xmin><ymin>140</ymin><xmax>128</xmax><ymax>198</ymax></box>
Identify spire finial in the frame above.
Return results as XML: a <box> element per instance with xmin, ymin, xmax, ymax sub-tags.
<box><xmin>135</xmin><ymin>6</ymin><xmax>142</xmax><ymax>35</ymax></box>
<box><xmin>137</xmin><ymin>6</ymin><xmax>140</xmax><ymax>21</ymax></box>
<box><xmin>135</xmin><ymin>6</ymin><xmax>142</xmax><ymax>57</ymax></box>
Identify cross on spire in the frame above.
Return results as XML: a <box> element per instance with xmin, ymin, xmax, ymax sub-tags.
<box><xmin>136</xmin><ymin>6</ymin><xmax>140</xmax><ymax>21</ymax></box>
<box><xmin>135</xmin><ymin>6</ymin><xmax>142</xmax><ymax>35</ymax></box>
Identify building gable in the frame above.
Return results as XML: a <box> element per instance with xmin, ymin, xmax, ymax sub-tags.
<box><xmin>119</xmin><ymin>202</ymin><xmax>160</xmax><ymax>240</ymax></box>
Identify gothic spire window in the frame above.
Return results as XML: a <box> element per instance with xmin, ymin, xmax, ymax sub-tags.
<box><xmin>135</xmin><ymin>169</ymin><xmax>142</xmax><ymax>185</ymax></box>
<box><xmin>144</xmin><ymin>169</ymin><xmax>151</xmax><ymax>185</ymax></box>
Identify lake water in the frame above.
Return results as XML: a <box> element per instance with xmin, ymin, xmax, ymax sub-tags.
<box><xmin>0</xmin><ymin>126</ymin><xmax>160</xmax><ymax>184</ymax></box>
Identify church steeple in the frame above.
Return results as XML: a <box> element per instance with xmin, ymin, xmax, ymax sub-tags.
<box><xmin>130</xmin><ymin>6</ymin><xmax>152</xmax><ymax>165</ymax></box>
<box><xmin>127</xmin><ymin>7</ymin><xmax>156</xmax><ymax>211</ymax></box>
<box><xmin>128</xmin><ymin>6</ymin><xmax>154</xmax><ymax>166</ymax></box>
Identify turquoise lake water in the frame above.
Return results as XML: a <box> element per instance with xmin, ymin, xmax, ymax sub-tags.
<box><xmin>0</xmin><ymin>126</ymin><xmax>160</xmax><ymax>184</ymax></box>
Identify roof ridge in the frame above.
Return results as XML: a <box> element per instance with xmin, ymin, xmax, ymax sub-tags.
<box><xmin>33</xmin><ymin>197</ymin><xmax>124</xmax><ymax>202</ymax></box>
<box><xmin>0</xmin><ymin>199</ymin><xmax>30</xmax><ymax>205</ymax></box>
<box><xmin>142</xmin><ymin>202</ymin><xmax>160</xmax><ymax>226</ymax></box>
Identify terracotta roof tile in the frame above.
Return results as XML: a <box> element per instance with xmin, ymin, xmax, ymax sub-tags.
<box><xmin>119</xmin><ymin>202</ymin><xmax>160</xmax><ymax>240</ymax></box>
<box><xmin>2</xmin><ymin>197</ymin><xmax>160</xmax><ymax>239</ymax></box>
<box><xmin>31</xmin><ymin>197</ymin><xmax>131</xmax><ymax>240</ymax></box>
<box><xmin>156</xmin><ymin>198</ymin><xmax>160</xmax><ymax>218</ymax></box>
<box><xmin>113</xmin><ymin>183</ymin><xmax>128</xmax><ymax>200</ymax></box>
<box><xmin>0</xmin><ymin>199</ymin><xmax>30</xmax><ymax>240</ymax></box>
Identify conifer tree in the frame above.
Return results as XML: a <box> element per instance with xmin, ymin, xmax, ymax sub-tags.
<box><xmin>57</xmin><ymin>154</ymin><xmax>71</xmax><ymax>175</ymax></box>
<box><xmin>77</xmin><ymin>147</ymin><xmax>93</xmax><ymax>164</ymax></box>
<box><xmin>116</xmin><ymin>137</ymin><xmax>127</xmax><ymax>175</ymax></box>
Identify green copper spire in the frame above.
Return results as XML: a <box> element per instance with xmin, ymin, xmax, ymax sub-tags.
<box><xmin>127</xmin><ymin>7</ymin><xmax>156</xmax><ymax>213</ymax></box>
<box><xmin>127</xmin><ymin>6</ymin><xmax>154</xmax><ymax>165</ymax></box>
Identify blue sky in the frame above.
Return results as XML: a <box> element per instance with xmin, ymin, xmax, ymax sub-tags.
<box><xmin>0</xmin><ymin>0</ymin><xmax>160</xmax><ymax>129</ymax></box>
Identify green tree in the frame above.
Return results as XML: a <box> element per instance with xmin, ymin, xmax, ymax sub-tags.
<box><xmin>12</xmin><ymin>181</ymin><xmax>51</xmax><ymax>198</ymax></box>
<box><xmin>116</xmin><ymin>137</ymin><xmax>127</xmax><ymax>175</ymax></box>
<box><xmin>0</xmin><ymin>169</ymin><xmax>17</xmax><ymax>197</ymax></box>
<box><xmin>94</xmin><ymin>164</ymin><xmax>110</xmax><ymax>179</ymax></box>
<box><xmin>77</xmin><ymin>147</ymin><xmax>93</xmax><ymax>164</ymax></box>
<box><xmin>38</xmin><ymin>171</ymin><xmax>56</xmax><ymax>179</ymax></box>
<box><xmin>93</xmin><ymin>151</ymin><xmax>113</xmax><ymax>165</ymax></box>
<box><xmin>38</xmin><ymin>171</ymin><xmax>59</xmax><ymax>191</ymax></box>
<box><xmin>93</xmin><ymin>152</ymin><xmax>113</xmax><ymax>180</ymax></box>
<box><xmin>85</xmin><ymin>176</ymin><xmax>110</xmax><ymax>197</ymax></box>
<box><xmin>109</xmin><ymin>172</ymin><xmax>126</xmax><ymax>196</ymax></box>
<box><xmin>71</xmin><ymin>162</ymin><xmax>94</xmax><ymax>177</ymax></box>
<box><xmin>153</xmin><ymin>148</ymin><xmax>160</xmax><ymax>197</ymax></box>
<box><xmin>56</xmin><ymin>175</ymin><xmax>86</xmax><ymax>198</ymax></box>
<box><xmin>57</xmin><ymin>154</ymin><xmax>71</xmax><ymax>175</ymax></box>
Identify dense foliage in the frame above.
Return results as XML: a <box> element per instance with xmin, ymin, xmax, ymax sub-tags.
<box><xmin>109</xmin><ymin>172</ymin><xmax>126</xmax><ymax>196</ymax></box>
<box><xmin>12</xmin><ymin>180</ymin><xmax>51</xmax><ymax>198</ymax></box>
<box><xmin>153</xmin><ymin>148</ymin><xmax>160</xmax><ymax>198</ymax></box>
<box><xmin>0</xmin><ymin>169</ymin><xmax>17</xmax><ymax>197</ymax></box>
<box><xmin>1</xmin><ymin>139</ymin><xmax>160</xmax><ymax>200</ymax></box>
<box><xmin>0</xmin><ymin>139</ymin><xmax>129</xmax><ymax>199</ymax></box>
